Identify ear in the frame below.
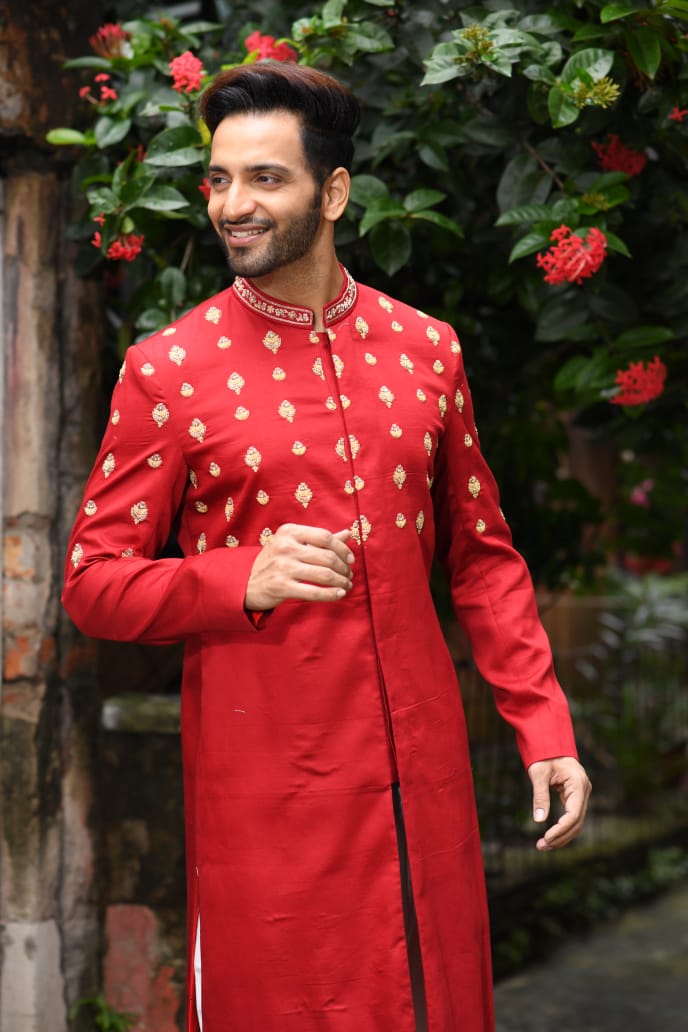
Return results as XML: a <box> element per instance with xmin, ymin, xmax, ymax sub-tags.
<box><xmin>322</xmin><ymin>167</ymin><xmax>350</xmax><ymax>223</ymax></box>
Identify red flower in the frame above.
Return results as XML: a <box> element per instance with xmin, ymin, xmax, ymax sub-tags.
<box><xmin>79</xmin><ymin>85</ymin><xmax>92</xmax><ymax>100</ymax></box>
<box><xmin>89</xmin><ymin>22</ymin><xmax>130</xmax><ymax>58</ymax></box>
<box><xmin>536</xmin><ymin>225</ymin><xmax>607</xmax><ymax>286</ymax></box>
<box><xmin>244</xmin><ymin>31</ymin><xmax>297</xmax><ymax>62</ymax></box>
<box><xmin>91</xmin><ymin>230</ymin><xmax>102</xmax><ymax>249</ymax></box>
<box><xmin>592</xmin><ymin>134</ymin><xmax>646</xmax><ymax>176</ymax></box>
<box><xmin>668</xmin><ymin>105</ymin><xmax>688</xmax><ymax>123</ymax></box>
<box><xmin>198</xmin><ymin>178</ymin><xmax>211</xmax><ymax>201</ymax></box>
<box><xmin>610</xmin><ymin>356</ymin><xmax>667</xmax><ymax>406</ymax></box>
<box><xmin>99</xmin><ymin>85</ymin><xmax>118</xmax><ymax>103</ymax></box>
<box><xmin>169</xmin><ymin>51</ymin><xmax>204</xmax><ymax>93</ymax></box>
<box><xmin>98</xmin><ymin>233</ymin><xmax>145</xmax><ymax>262</ymax></box>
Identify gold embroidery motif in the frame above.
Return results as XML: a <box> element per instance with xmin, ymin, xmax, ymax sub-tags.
<box><xmin>209</xmin><ymin>462</ymin><xmax>221</xmax><ymax>477</ymax></box>
<box><xmin>235</xmin><ymin>406</ymin><xmax>250</xmax><ymax>420</ymax></box>
<box><xmin>393</xmin><ymin>465</ymin><xmax>407</xmax><ymax>489</ymax></box>
<box><xmin>169</xmin><ymin>345</ymin><xmax>186</xmax><ymax>366</ymax></box>
<box><xmin>131</xmin><ymin>501</ymin><xmax>148</xmax><ymax>525</ymax></box>
<box><xmin>327</xmin><ymin>328</ymin><xmax>337</xmax><ymax>343</ymax></box>
<box><xmin>152</xmin><ymin>403</ymin><xmax>169</xmax><ymax>428</ymax></box>
<box><xmin>379</xmin><ymin>385</ymin><xmax>394</xmax><ymax>408</ymax></box>
<box><xmin>416</xmin><ymin>510</ymin><xmax>425</xmax><ymax>534</ymax></box>
<box><xmin>417</xmin><ymin>388</ymin><xmax>427</xmax><ymax>402</ymax></box>
<box><xmin>433</xmin><ymin>360</ymin><xmax>445</xmax><ymax>374</ymax></box>
<box><xmin>224</xmin><ymin>498</ymin><xmax>234</xmax><ymax>522</ymax></box>
<box><xmin>279</xmin><ymin>400</ymin><xmax>296</xmax><ymax>423</ymax></box>
<box><xmin>360</xmin><ymin>515</ymin><xmax>372</xmax><ymax>541</ymax></box>
<box><xmin>354</xmin><ymin>476</ymin><xmax>365</xmax><ymax>491</ymax></box>
<box><xmin>102</xmin><ymin>453</ymin><xmax>115</xmax><ymax>478</ymax></box>
<box><xmin>227</xmin><ymin>372</ymin><xmax>245</xmax><ymax>394</ymax></box>
<box><xmin>439</xmin><ymin>394</ymin><xmax>447</xmax><ymax>417</ymax></box>
<box><xmin>391</xmin><ymin>321</ymin><xmax>403</xmax><ymax>333</ymax></box>
<box><xmin>344</xmin><ymin>480</ymin><xmax>355</xmax><ymax>495</ymax></box>
<box><xmin>84</xmin><ymin>500</ymin><xmax>97</xmax><ymax>516</ymax></box>
<box><xmin>451</xmin><ymin>340</ymin><xmax>461</xmax><ymax>354</ymax></box>
<box><xmin>355</xmin><ymin>316</ymin><xmax>369</xmax><ymax>339</ymax></box>
<box><xmin>180</xmin><ymin>383</ymin><xmax>194</xmax><ymax>397</ymax></box>
<box><xmin>349</xmin><ymin>434</ymin><xmax>360</xmax><ymax>459</ymax></box>
<box><xmin>162</xmin><ymin>327</ymin><xmax>176</xmax><ymax>337</ymax></box>
<box><xmin>217</xmin><ymin>335</ymin><xmax>231</xmax><ymax>349</ymax></box>
<box><xmin>364</xmin><ymin>353</ymin><xmax>377</xmax><ymax>365</ymax></box>
<box><xmin>309</xmin><ymin>331</ymin><xmax>319</xmax><ymax>344</ymax></box>
<box><xmin>292</xmin><ymin>441</ymin><xmax>306</xmax><ymax>456</ymax></box>
<box><xmin>333</xmin><ymin>354</ymin><xmax>344</xmax><ymax>378</ymax></box>
<box><xmin>455</xmin><ymin>389</ymin><xmax>465</xmax><ymax>412</ymax></box>
<box><xmin>468</xmin><ymin>476</ymin><xmax>481</xmax><ymax>498</ymax></box>
<box><xmin>141</xmin><ymin>362</ymin><xmax>155</xmax><ymax>377</ymax></box>
<box><xmin>111</xmin><ymin>409</ymin><xmax>120</xmax><ymax>425</ymax></box>
<box><xmin>350</xmin><ymin>520</ymin><xmax>360</xmax><ymax>545</ymax></box>
<box><xmin>257</xmin><ymin>490</ymin><xmax>270</xmax><ymax>505</ymax></box>
<box><xmin>424</xmin><ymin>432</ymin><xmax>433</xmax><ymax>454</ymax></box>
<box><xmin>245</xmin><ymin>446</ymin><xmax>262</xmax><ymax>472</ymax></box>
<box><xmin>378</xmin><ymin>296</ymin><xmax>394</xmax><ymax>313</ymax></box>
<box><xmin>121</xmin><ymin>548</ymin><xmax>134</xmax><ymax>558</ymax></box>
<box><xmin>426</xmin><ymin>326</ymin><xmax>440</xmax><ymax>344</ymax></box>
<box><xmin>195</xmin><ymin>501</ymin><xmax>208</xmax><ymax>514</ymax></box>
<box><xmin>325</xmin><ymin>396</ymin><xmax>337</xmax><ymax>411</ymax></box>
<box><xmin>273</xmin><ymin>367</ymin><xmax>286</xmax><ymax>381</ymax></box>
<box><xmin>226</xmin><ymin>535</ymin><xmax>239</xmax><ymax>548</ymax></box>
<box><xmin>395</xmin><ymin>513</ymin><xmax>407</xmax><ymax>529</ymax></box>
<box><xmin>400</xmin><ymin>354</ymin><xmax>414</xmax><ymax>373</ymax></box>
<box><xmin>295</xmin><ymin>482</ymin><xmax>313</xmax><ymax>508</ymax></box>
<box><xmin>427</xmin><ymin>474</ymin><xmax>434</xmax><ymax>489</ymax></box>
<box><xmin>71</xmin><ymin>543</ymin><xmax>83</xmax><ymax>568</ymax></box>
<box><xmin>340</xmin><ymin>395</ymin><xmax>351</xmax><ymax>409</ymax></box>
<box><xmin>118</xmin><ymin>359</ymin><xmax>126</xmax><ymax>383</ymax></box>
<box><xmin>263</xmin><ymin>330</ymin><xmax>282</xmax><ymax>354</ymax></box>
<box><xmin>335</xmin><ymin>438</ymin><xmax>347</xmax><ymax>461</ymax></box>
<box><xmin>188</xmin><ymin>418</ymin><xmax>206</xmax><ymax>442</ymax></box>
<box><xmin>197</xmin><ymin>533</ymin><xmax>207</xmax><ymax>553</ymax></box>
<box><xmin>312</xmin><ymin>357</ymin><xmax>325</xmax><ymax>380</ymax></box>
<box><xmin>464</xmin><ymin>433</ymin><xmax>473</xmax><ymax>447</ymax></box>
<box><xmin>259</xmin><ymin>528</ymin><xmax>273</xmax><ymax>546</ymax></box>
<box><xmin>147</xmin><ymin>452</ymin><xmax>162</xmax><ymax>468</ymax></box>
<box><xmin>189</xmin><ymin>470</ymin><xmax>198</xmax><ymax>488</ymax></box>
<box><xmin>390</xmin><ymin>424</ymin><xmax>403</xmax><ymax>438</ymax></box>
<box><xmin>205</xmin><ymin>306</ymin><xmax>222</xmax><ymax>324</ymax></box>
<box><xmin>476</xmin><ymin>519</ymin><xmax>486</xmax><ymax>534</ymax></box>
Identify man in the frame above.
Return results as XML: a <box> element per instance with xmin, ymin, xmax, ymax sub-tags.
<box><xmin>63</xmin><ymin>62</ymin><xmax>591</xmax><ymax>1032</ymax></box>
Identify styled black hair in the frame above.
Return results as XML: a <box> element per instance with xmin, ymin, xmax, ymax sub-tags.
<box><xmin>199</xmin><ymin>62</ymin><xmax>361</xmax><ymax>185</ymax></box>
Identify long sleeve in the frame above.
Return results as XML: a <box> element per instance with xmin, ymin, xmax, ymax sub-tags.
<box><xmin>432</xmin><ymin>328</ymin><xmax>578</xmax><ymax>768</ymax></box>
<box><xmin>62</xmin><ymin>342</ymin><xmax>261</xmax><ymax>644</ymax></box>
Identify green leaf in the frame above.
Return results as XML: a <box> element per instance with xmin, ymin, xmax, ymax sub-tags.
<box><xmin>370</xmin><ymin>221</ymin><xmax>411</xmax><ymax>276</ymax></box>
<box><xmin>322</xmin><ymin>0</ymin><xmax>345</xmax><ymax>28</ymax></box>
<box><xmin>343</xmin><ymin>21</ymin><xmax>393</xmax><ymax>54</ymax></box>
<box><xmin>554</xmin><ymin>354</ymin><xmax>591</xmax><ymax>392</ymax></box>
<box><xmin>509</xmin><ymin>230</ymin><xmax>552</xmax><ymax>261</ymax></box>
<box><xmin>136</xmin><ymin>308</ymin><xmax>168</xmax><ymax>332</ymax></box>
<box><xmin>604</xmin><ymin>231</ymin><xmax>632</xmax><ymax>257</ymax></box>
<box><xmin>462</xmin><ymin>115</ymin><xmax>515</xmax><ymax>147</ymax></box>
<box><xmin>548</xmin><ymin>86</ymin><xmax>580</xmax><ymax>128</ymax></box>
<box><xmin>536</xmin><ymin>296</ymin><xmax>591</xmax><ymax>343</ymax></box>
<box><xmin>160</xmin><ymin>268</ymin><xmax>187</xmax><ymax>308</ymax></box>
<box><xmin>145</xmin><ymin>125</ymin><xmax>204</xmax><ymax>167</ymax></box>
<box><xmin>409</xmin><ymin>210</ymin><xmax>464</xmax><ymax>238</ymax></box>
<box><xmin>63</xmin><ymin>56</ymin><xmax>113</xmax><ymax>70</ymax></box>
<box><xmin>359</xmin><ymin>198</ymin><xmax>407</xmax><ymax>236</ymax></box>
<box><xmin>612</xmin><ymin>325</ymin><xmax>675</xmax><ymax>349</ymax></box>
<box><xmin>496</xmin><ymin>204</ymin><xmax>556</xmax><ymax>226</ymax></box>
<box><xmin>624</xmin><ymin>25</ymin><xmax>662</xmax><ymax>79</ymax></box>
<box><xmin>94</xmin><ymin>117</ymin><xmax>132</xmax><ymax>149</ymax></box>
<box><xmin>348</xmin><ymin>174</ymin><xmax>389</xmax><ymax>207</ymax></box>
<box><xmin>417</xmin><ymin>142</ymin><xmax>449</xmax><ymax>172</ymax></box>
<box><xmin>600</xmin><ymin>2</ymin><xmax>642</xmax><ymax>22</ymax></box>
<box><xmin>403</xmin><ymin>189</ymin><xmax>446</xmax><ymax>213</ymax></box>
<box><xmin>45</xmin><ymin>128</ymin><xmax>88</xmax><ymax>146</ymax></box>
<box><xmin>86</xmin><ymin>187</ymin><xmax>119</xmax><ymax>214</ymax></box>
<box><xmin>560</xmin><ymin>48</ymin><xmax>616</xmax><ymax>85</ymax></box>
<box><xmin>132</xmin><ymin>186</ymin><xmax>189</xmax><ymax>212</ymax></box>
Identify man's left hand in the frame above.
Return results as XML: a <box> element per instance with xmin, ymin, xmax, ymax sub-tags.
<box><xmin>528</xmin><ymin>756</ymin><xmax>591</xmax><ymax>851</ymax></box>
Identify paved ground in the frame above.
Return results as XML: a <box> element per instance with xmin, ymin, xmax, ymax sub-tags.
<box><xmin>494</xmin><ymin>881</ymin><xmax>688</xmax><ymax>1031</ymax></box>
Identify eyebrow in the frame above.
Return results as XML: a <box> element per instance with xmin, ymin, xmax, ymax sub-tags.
<box><xmin>207</xmin><ymin>162</ymin><xmax>293</xmax><ymax>175</ymax></box>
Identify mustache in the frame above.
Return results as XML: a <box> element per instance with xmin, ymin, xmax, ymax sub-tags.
<box><xmin>219</xmin><ymin>216</ymin><xmax>274</xmax><ymax>230</ymax></box>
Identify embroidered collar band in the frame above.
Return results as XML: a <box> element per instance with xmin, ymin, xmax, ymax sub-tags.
<box><xmin>232</xmin><ymin>266</ymin><xmax>357</xmax><ymax>329</ymax></box>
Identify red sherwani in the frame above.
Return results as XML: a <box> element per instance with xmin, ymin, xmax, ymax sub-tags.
<box><xmin>63</xmin><ymin>268</ymin><xmax>578</xmax><ymax>1032</ymax></box>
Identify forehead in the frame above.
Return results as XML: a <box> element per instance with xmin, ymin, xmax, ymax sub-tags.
<box><xmin>209</xmin><ymin>110</ymin><xmax>307</xmax><ymax>168</ymax></box>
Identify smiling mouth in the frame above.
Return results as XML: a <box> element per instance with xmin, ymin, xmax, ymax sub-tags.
<box><xmin>224</xmin><ymin>226</ymin><xmax>269</xmax><ymax>244</ymax></box>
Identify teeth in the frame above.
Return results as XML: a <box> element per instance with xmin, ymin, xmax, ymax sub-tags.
<box><xmin>230</xmin><ymin>229</ymin><xmax>266</xmax><ymax>239</ymax></box>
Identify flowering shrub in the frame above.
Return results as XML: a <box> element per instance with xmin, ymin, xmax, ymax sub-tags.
<box><xmin>47</xmin><ymin>0</ymin><xmax>688</xmax><ymax>582</ymax></box>
<box><xmin>611</xmin><ymin>357</ymin><xmax>668</xmax><ymax>407</ymax></box>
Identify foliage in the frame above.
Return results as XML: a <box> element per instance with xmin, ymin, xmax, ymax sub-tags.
<box><xmin>69</xmin><ymin>994</ymin><xmax>135</xmax><ymax>1032</ymax></box>
<box><xmin>47</xmin><ymin>0</ymin><xmax>688</xmax><ymax>585</ymax></box>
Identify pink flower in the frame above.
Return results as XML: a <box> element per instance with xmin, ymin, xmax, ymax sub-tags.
<box><xmin>169</xmin><ymin>51</ymin><xmax>204</xmax><ymax>93</ymax></box>
<box><xmin>536</xmin><ymin>225</ymin><xmax>607</xmax><ymax>286</ymax></box>
<box><xmin>89</xmin><ymin>22</ymin><xmax>130</xmax><ymax>58</ymax></box>
<box><xmin>99</xmin><ymin>85</ymin><xmax>118</xmax><ymax>103</ymax></box>
<box><xmin>198</xmin><ymin>178</ymin><xmax>211</xmax><ymax>201</ymax></box>
<box><xmin>629</xmin><ymin>479</ymin><xmax>654</xmax><ymax>508</ymax></box>
<box><xmin>244</xmin><ymin>31</ymin><xmax>297</xmax><ymax>62</ymax></box>
<box><xmin>610</xmin><ymin>356</ymin><xmax>667</xmax><ymax>406</ymax></box>
<box><xmin>79</xmin><ymin>85</ymin><xmax>92</xmax><ymax>100</ymax></box>
<box><xmin>592</xmin><ymin>134</ymin><xmax>646</xmax><ymax>176</ymax></box>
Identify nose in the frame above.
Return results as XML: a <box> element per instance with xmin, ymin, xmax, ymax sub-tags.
<box><xmin>222</xmin><ymin>179</ymin><xmax>256</xmax><ymax>223</ymax></box>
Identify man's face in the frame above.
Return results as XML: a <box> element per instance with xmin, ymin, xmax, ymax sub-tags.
<box><xmin>207</xmin><ymin>110</ymin><xmax>324</xmax><ymax>279</ymax></box>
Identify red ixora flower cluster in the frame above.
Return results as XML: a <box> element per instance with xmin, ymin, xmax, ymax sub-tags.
<box><xmin>592</xmin><ymin>134</ymin><xmax>647</xmax><ymax>176</ymax></box>
<box><xmin>92</xmin><ymin>221</ymin><xmax>145</xmax><ymax>263</ymax></box>
<box><xmin>610</xmin><ymin>356</ymin><xmax>667</xmax><ymax>406</ymax></box>
<box><xmin>536</xmin><ymin>225</ymin><xmax>607</xmax><ymax>286</ymax></box>
<box><xmin>245</xmin><ymin>31</ymin><xmax>297</xmax><ymax>62</ymax></box>
<box><xmin>668</xmin><ymin>105</ymin><xmax>688</xmax><ymax>123</ymax></box>
<box><xmin>79</xmin><ymin>73</ymin><xmax>118</xmax><ymax>105</ymax></box>
<box><xmin>169</xmin><ymin>51</ymin><xmax>204</xmax><ymax>93</ymax></box>
<box><xmin>89</xmin><ymin>22</ymin><xmax>130</xmax><ymax>58</ymax></box>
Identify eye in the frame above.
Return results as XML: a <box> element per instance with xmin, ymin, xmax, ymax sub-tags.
<box><xmin>209</xmin><ymin>174</ymin><xmax>229</xmax><ymax>188</ymax></box>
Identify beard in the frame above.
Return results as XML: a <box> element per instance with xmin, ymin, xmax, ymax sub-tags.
<box><xmin>217</xmin><ymin>193</ymin><xmax>323</xmax><ymax>279</ymax></box>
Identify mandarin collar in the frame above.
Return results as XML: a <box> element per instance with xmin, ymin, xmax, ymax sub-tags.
<box><xmin>231</xmin><ymin>265</ymin><xmax>357</xmax><ymax>328</ymax></box>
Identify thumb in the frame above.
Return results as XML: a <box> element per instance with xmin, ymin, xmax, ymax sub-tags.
<box><xmin>528</xmin><ymin>761</ymin><xmax>552</xmax><ymax>823</ymax></box>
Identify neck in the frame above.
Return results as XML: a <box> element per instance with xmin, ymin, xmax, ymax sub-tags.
<box><xmin>249</xmin><ymin>249</ymin><xmax>343</xmax><ymax>331</ymax></box>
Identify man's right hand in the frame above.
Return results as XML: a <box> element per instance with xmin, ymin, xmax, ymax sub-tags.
<box><xmin>244</xmin><ymin>524</ymin><xmax>355</xmax><ymax>611</ymax></box>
